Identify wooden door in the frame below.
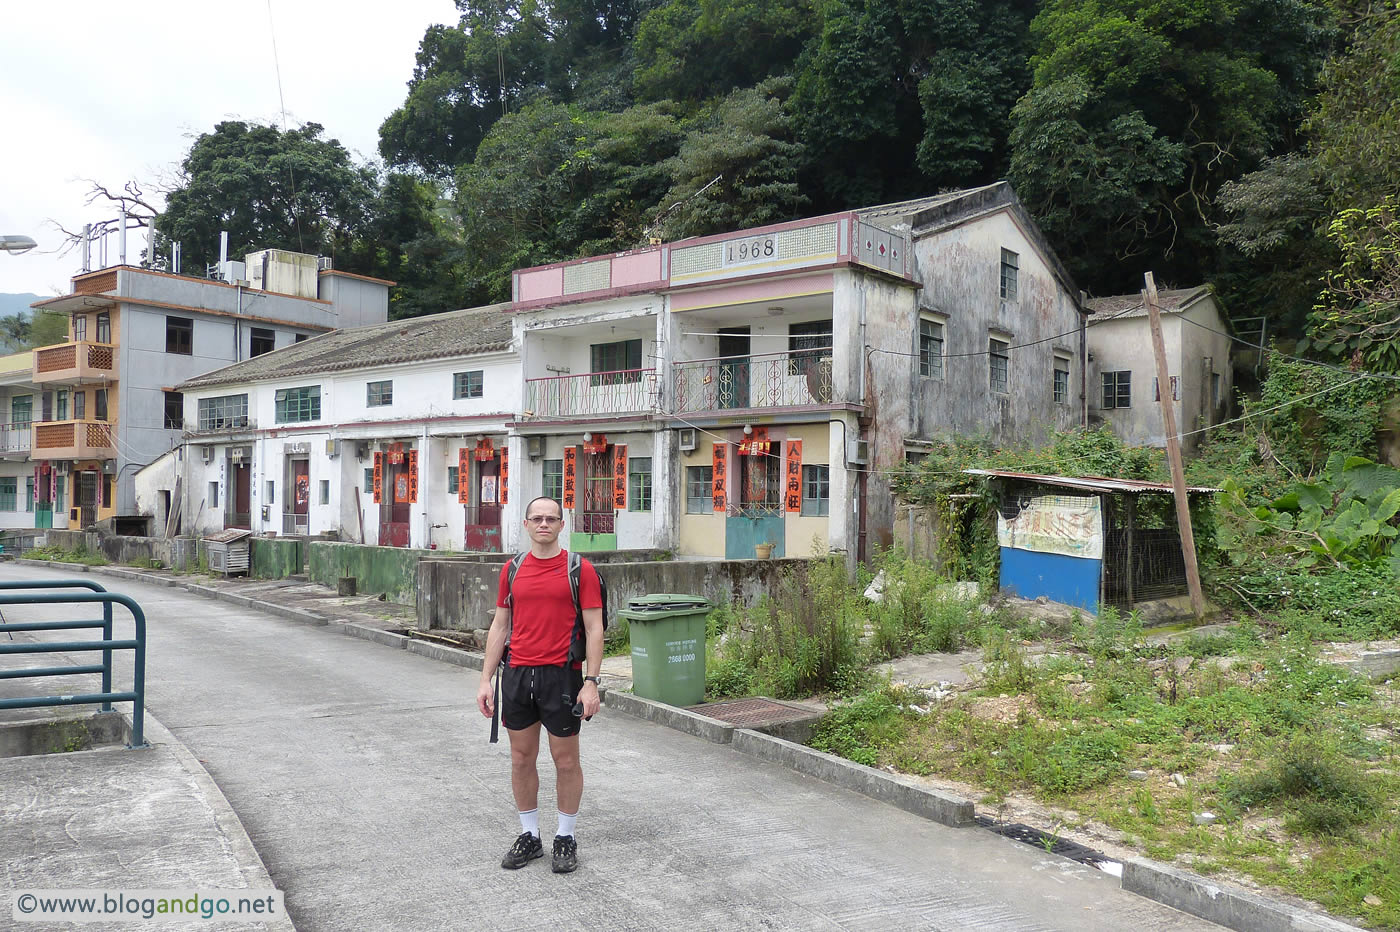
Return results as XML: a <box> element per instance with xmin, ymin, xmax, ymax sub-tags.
<box><xmin>380</xmin><ymin>460</ymin><xmax>411</xmax><ymax>547</ymax></box>
<box><xmin>230</xmin><ymin>463</ymin><xmax>251</xmax><ymax>529</ymax></box>
<box><xmin>464</xmin><ymin>454</ymin><xmax>503</xmax><ymax>552</ymax></box>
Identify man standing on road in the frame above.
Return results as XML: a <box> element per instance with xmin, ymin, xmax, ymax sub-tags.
<box><xmin>477</xmin><ymin>496</ymin><xmax>604</xmax><ymax>874</ymax></box>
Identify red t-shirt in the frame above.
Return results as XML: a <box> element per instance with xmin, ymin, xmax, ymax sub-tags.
<box><xmin>496</xmin><ymin>550</ymin><xmax>602</xmax><ymax>667</ymax></box>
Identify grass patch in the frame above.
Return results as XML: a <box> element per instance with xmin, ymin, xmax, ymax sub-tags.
<box><xmin>22</xmin><ymin>545</ymin><xmax>107</xmax><ymax>566</ymax></box>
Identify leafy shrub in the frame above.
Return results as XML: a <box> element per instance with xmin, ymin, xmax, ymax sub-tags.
<box><xmin>810</xmin><ymin>686</ymin><xmax>912</xmax><ymax>767</ymax></box>
<box><xmin>1226</xmin><ymin>736</ymin><xmax>1378</xmax><ymax>837</ymax></box>
<box><xmin>864</xmin><ymin>549</ymin><xmax>984</xmax><ymax>659</ymax></box>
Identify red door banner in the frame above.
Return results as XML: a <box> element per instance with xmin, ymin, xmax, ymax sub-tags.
<box><xmin>458</xmin><ymin>447</ymin><xmax>471</xmax><ymax>503</ymax></box>
<box><xmin>784</xmin><ymin>439</ymin><xmax>803</xmax><ymax>512</ymax></box>
<box><xmin>562</xmin><ymin>447</ymin><xmax>577</xmax><ymax>509</ymax></box>
<box><xmin>500</xmin><ymin>447</ymin><xmax>508</xmax><ymax>505</ymax></box>
<box><xmin>712</xmin><ymin>443</ymin><xmax>727</xmax><ymax>512</ymax></box>
<box><xmin>373</xmin><ymin>452</ymin><xmax>384</xmax><ymax>503</ymax></box>
<box><xmin>612</xmin><ymin>444</ymin><xmax>627</xmax><ymax>510</ymax></box>
<box><xmin>407</xmin><ymin>449</ymin><xmax>419</xmax><ymax>502</ymax></box>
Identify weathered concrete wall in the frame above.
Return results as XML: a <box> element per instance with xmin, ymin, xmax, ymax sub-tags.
<box><xmin>251</xmin><ymin>538</ymin><xmax>306</xmax><ymax>578</ymax></box>
<box><xmin>306</xmin><ymin>542</ymin><xmax>435</xmax><ymax>602</ymax></box>
<box><xmin>417</xmin><ymin>557</ymin><xmax>812</xmax><ymax>633</ymax></box>
<box><xmin>28</xmin><ymin>529</ymin><xmax>199</xmax><ymax>570</ymax></box>
<box><xmin>891</xmin><ymin>502</ymin><xmax>942</xmax><ymax>565</ymax></box>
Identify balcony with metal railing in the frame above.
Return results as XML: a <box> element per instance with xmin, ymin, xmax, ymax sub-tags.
<box><xmin>522</xmin><ymin>368</ymin><xmax>659</xmax><ymax>421</ymax></box>
<box><xmin>33</xmin><ymin>341</ymin><xmax>118</xmax><ymax>386</ymax></box>
<box><xmin>672</xmin><ymin>351</ymin><xmax>835</xmax><ymax>415</ymax></box>
<box><xmin>0</xmin><ymin>422</ymin><xmax>31</xmax><ymax>457</ymax></box>
<box><xmin>32</xmin><ymin>419</ymin><xmax>116</xmax><ymax>461</ymax></box>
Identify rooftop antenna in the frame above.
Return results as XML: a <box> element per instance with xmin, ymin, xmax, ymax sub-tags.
<box><xmin>81</xmin><ymin>223</ymin><xmax>92</xmax><ymax>272</ymax></box>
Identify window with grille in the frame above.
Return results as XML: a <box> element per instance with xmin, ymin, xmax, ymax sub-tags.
<box><xmin>73</xmin><ymin>315</ymin><xmax>87</xmax><ymax>342</ymax></box>
<box><xmin>801</xmin><ymin>464</ymin><xmax>830</xmax><ymax>516</ymax></box>
<box><xmin>448</xmin><ymin>466</ymin><xmax>459</xmax><ymax>495</ymax></box>
<box><xmin>275</xmin><ymin>386</ymin><xmax>321</xmax><ymax>423</ymax></box>
<box><xmin>740</xmin><ymin>454</ymin><xmax>781</xmax><ymax>514</ymax></box>
<box><xmin>919</xmin><ymin>317</ymin><xmax>944</xmax><ymax>378</ymax></box>
<box><xmin>11</xmin><ymin>396</ymin><xmax>31</xmax><ymax>429</ymax></box>
<box><xmin>164</xmin><ymin>391</ymin><xmax>183</xmax><ymax>429</ymax></box>
<box><xmin>366</xmin><ymin>380</ymin><xmax>393</xmax><ymax>407</ymax></box>
<box><xmin>1053</xmin><ymin>354</ymin><xmax>1071</xmax><ymax>404</ymax></box>
<box><xmin>989</xmin><ymin>338</ymin><xmax>1010</xmax><ymax>393</ymax></box>
<box><xmin>788</xmin><ymin>320</ymin><xmax>833</xmax><ymax>376</ymax></box>
<box><xmin>0</xmin><ymin>477</ymin><xmax>15</xmax><ymax>511</ymax></box>
<box><xmin>628</xmin><ymin>457</ymin><xmax>652</xmax><ymax>511</ymax></box>
<box><xmin>1000</xmin><ymin>249</ymin><xmax>1019</xmax><ymax>299</ymax></box>
<box><xmin>685</xmin><ymin>466</ymin><xmax>713</xmax><ymax>514</ymax></box>
<box><xmin>197</xmin><ymin>394</ymin><xmax>249</xmax><ymax>430</ymax></box>
<box><xmin>1102</xmin><ymin>371</ymin><xmax>1132</xmax><ymax>408</ymax></box>
<box><xmin>166</xmin><ymin>316</ymin><xmax>193</xmax><ymax>355</ymax></box>
<box><xmin>589</xmin><ymin>340</ymin><xmax>642</xmax><ymax>384</ymax></box>
<box><xmin>250</xmin><ymin>328</ymin><xmax>275</xmax><ymax>357</ymax></box>
<box><xmin>453</xmin><ymin>370</ymin><xmax>484</xmax><ymax>399</ymax></box>
<box><xmin>542</xmin><ymin>459</ymin><xmax>563</xmax><ymax>504</ymax></box>
<box><xmin>1153</xmin><ymin>376</ymin><xmax>1179</xmax><ymax>402</ymax></box>
<box><xmin>96</xmin><ymin>313</ymin><xmax>111</xmax><ymax>344</ymax></box>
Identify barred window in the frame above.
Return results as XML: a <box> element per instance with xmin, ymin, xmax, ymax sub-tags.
<box><xmin>788</xmin><ymin>320</ymin><xmax>833</xmax><ymax>376</ymax></box>
<box><xmin>628</xmin><ymin>457</ymin><xmax>653</xmax><ymax>511</ymax></box>
<box><xmin>989</xmin><ymin>338</ymin><xmax>1010</xmax><ymax>393</ymax></box>
<box><xmin>453</xmin><ymin>370</ymin><xmax>484</xmax><ymax>399</ymax></box>
<box><xmin>919</xmin><ymin>317</ymin><xmax>944</xmax><ymax>378</ymax></box>
<box><xmin>197</xmin><ymin>394</ymin><xmax>249</xmax><ymax>430</ymax></box>
<box><xmin>0</xmin><ymin>477</ymin><xmax>15</xmax><ymax>511</ymax></box>
<box><xmin>542</xmin><ymin>459</ymin><xmax>564</xmax><ymax>503</ymax></box>
<box><xmin>685</xmin><ymin>466</ymin><xmax>713</xmax><ymax>514</ymax></box>
<box><xmin>275</xmin><ymin>386</ymin><xmax>321</xmax><ymax>424</ymax></box>
<box><xmin>1102</xmin><ymin>371</ymin><xmax>1132</xmax><ymax>409</ymax></box>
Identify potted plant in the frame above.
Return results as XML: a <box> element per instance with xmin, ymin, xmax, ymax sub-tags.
<box><xmin>754</xmin><ymin>540</ymin><xmax>775</xmax><ymax>560</ymax></box>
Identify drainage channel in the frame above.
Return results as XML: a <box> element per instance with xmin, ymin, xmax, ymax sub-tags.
<box><xmin>974</xmin><ymin>815</ymin><xmax>1123</xmax><ymax>877</ymax></box>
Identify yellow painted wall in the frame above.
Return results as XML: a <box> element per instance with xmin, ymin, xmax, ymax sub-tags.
<box><xmin>677</xmin><ymin>442</ymin><xmax>725</xmax><ymax>557</ymax></box>
<box><xmin>781</xmin><ymin>423</ymin><xmax>831</xmax><ymax>556</ymax></box>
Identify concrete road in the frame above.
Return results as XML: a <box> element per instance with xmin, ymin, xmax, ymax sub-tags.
<box><xmin>1</xmin><ymin>564</ymin><xmax>1221</xmax><ymax>931</ymax></box>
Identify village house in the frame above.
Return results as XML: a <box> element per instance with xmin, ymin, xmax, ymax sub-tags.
<box><xmin>29</xmin><ymin>248</ymin><xmax>390</xmax><ymax>530</ymax></box>
<box><xmin>506</xmin><ymin>182</ymin><xmax>1087</xmax><ymax>560</ymax></box>
<box><xmin>1085</xmin><ymin>286</ymin><xmax>1233</xmax><ymax>454</ymax></box>
<box><xmin>172</xmin><ymin>305</ymin><xmax>515</xmax><ymax>550</ymax></box>
<box><xmin>0</xmin><ymin>351</ymin><xmax>45</xmax><ymax>530</ymax></box>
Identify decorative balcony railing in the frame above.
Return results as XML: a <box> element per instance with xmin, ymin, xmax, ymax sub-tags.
<box><xmin>672</xmin><ymin>352</ymin><xmax>834</xmax><ymax>414</ymax></box>
<box><xmin>523</xmin><ymin>369</ymin><xmax>657</xmax><ymax>420</ymax></box>
<box><xmin>32</xmin><ymin>419</ymin><xmax>115</xmax><ymax>457</ymax></box>
<box><xmin>0</xmin><ymin>422</ymin><xmax>31</xmax><ymax>455</ymax></box>
<box><xmin>33</xmin><ymin>340</ymin><xmax>117</xmax><ymax>384</ymax></box>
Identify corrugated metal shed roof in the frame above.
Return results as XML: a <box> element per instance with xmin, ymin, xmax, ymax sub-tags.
<box><xmin>965</xmin><ymin>469</ymin><xmax>1219</xmax><ymax>495</ymax></box>
<box><xmin>178</xmin><ymin>303</ymin><xmax>513</xmax><ymax>390</ymax></box>
<box><xmin>204</xmin><ymin>528</ymin><xmax>253</xmax><ymax>543</ymax></box>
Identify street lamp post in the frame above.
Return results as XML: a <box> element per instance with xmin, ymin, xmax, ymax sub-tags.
<box><xmin>0</xmin><ymin>235</ymin><xmax>38</xmax><ymax>255</ymax></box>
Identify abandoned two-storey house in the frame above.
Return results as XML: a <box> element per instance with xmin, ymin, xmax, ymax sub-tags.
<box><xmin>505</xmin><ymin>182</ymin><xmax>1087</xmax><ymax>560</ymax></box>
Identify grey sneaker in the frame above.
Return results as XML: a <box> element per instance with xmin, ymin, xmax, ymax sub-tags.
<box><xmin>551</xmin><ymin>834</ymin><xmax>578</xmax><ymax>873</ymax></box>
<box><xmin>501</xmin><ymin>832</ymin><xmax>543</xmax><ymax>869</ymax></box>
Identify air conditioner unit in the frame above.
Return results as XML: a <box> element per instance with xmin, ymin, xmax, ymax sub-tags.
<box><xmin>846</xmin><ymin>438</ymin><xmax>869</xmax><ymax>465</ymax></box>
<box><xmin>201</xmin><ymin>446</ymin><xmax>214</xmax><ymax>464</ymax></box>
<box><xmin>56</xmin><ymin>461</ymin><xmax>71</xmax><ymax>476</ymax></box>
<box><xmin>317</xmin><ymin>256</ymin><xmax>334</xmax><ymax>272</ymax></box>
<box><xmin>325</xmin><ymin>438</ymin><xmax>339</xmax><ymax>457</ymax></box>
<box><xmin>678</xmin><ymin>428</ymin><xmax>697</xmax><ymax>452</ymax></box>
<box><xmin>526</xmin><ymin>435</ymin><xmax>543</xmax><ymax>460</ymax></box>
<box><xmin>355</xmin><ymin>441</ymin><xmax>370</xmax><ymax>460</ymax></box>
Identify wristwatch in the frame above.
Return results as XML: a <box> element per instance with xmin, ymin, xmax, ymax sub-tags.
<box><xmin>583</xmin><ymin>675</ymin><xmax>601</xmax><ymax>686</ymax></box>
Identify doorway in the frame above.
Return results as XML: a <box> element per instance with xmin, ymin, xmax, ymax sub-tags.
<box><xmin>229</xmin><ymin>458</ymin><xmax>251</xmax><ymax>529</ymax></box>
<box><xmin>379</xmin><ymin>455</ymin><xmax>411</xmax><ymax>547</ymax></box>
<box><xmin>464</xmin><ymin>453</ymin><xmax>503</xmax><ymax>552</ymax></box>
<box><xmin>78</xmin><ymin>471</ymin><xmax>98</xmax><ymax>529</ymax></box>
<box><xmin>718</xmin><ymin>327</ymin><xmax>751</xmax><ymax>410</ymax></box>
<box><xmin>285</xmin><ymin>458</ymin><xmax>310</xmax><ymax>536</ymax></box>
<box><xmin>572</xmin><ymin>447</ymin><xmax>615</xmax><ymax>551</ymax></box>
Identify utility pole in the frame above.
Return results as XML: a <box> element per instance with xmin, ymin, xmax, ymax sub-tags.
<box><xmin>1144</xmin><ymin>272</ymin><xmax>1206</xmax><ymax>619</ymax></box>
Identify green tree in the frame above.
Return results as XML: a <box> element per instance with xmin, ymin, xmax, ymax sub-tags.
<box><xmin>1008</xmin><ymin>0</ymin><xmax>1333</xmax><ymax>294</ymax></box>
<box><xmin>156</xmin><ymin>121</ymin><xmax>377</xmax><ymax>275</ymax></box>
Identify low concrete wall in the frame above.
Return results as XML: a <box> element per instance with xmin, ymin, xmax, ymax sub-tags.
<box><xmin>25</xmin><ymin>530</ymin><xmax>200</xmax><ymax>572</ymax></box>
<box><xmin>307</xmin><ymin>541</ymin><xmax>448</xmax><ymax>603</ymax></box>
<box><xmin>417</xmin><ymin>556</ymin><xmax>811</xmax><ymax>633</ymax></box>
<box><xmin>251</xmin><ymin>538</ymin><xmax>306</xmax><ymax>578</ymax></box>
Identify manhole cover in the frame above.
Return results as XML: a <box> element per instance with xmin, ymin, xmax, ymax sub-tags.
<box><xmin>689</xmin><ymin>697</ymin><xmax>817</xmax><ymax>728</ymax></box>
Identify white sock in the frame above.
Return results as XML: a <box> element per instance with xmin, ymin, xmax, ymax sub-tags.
<box><xmin>519</xmin><ymin>808</ymin><xmax>539</xmax><ymax>838</ymax></box>
<box><xmin>556</xmin><ymin>810</ymin><xmax>577</xmax><ymax>838</ymax></box>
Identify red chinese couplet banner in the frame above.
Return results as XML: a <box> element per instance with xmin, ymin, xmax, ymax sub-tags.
<box><xmin>613</xmin><ymin>444</ymin><xmax>627</xmax><ymax>510</ymax></box>
<box><xmin>372</xmin><ymin>452</ymin><xmax>383</xmax><ymax>503</ymax></box>
<box><xmin>784</xmin><ymin>439</ymin><xmax>802</xmax><ymax>512</ymax></box>
<box><xmin>407</xmin><ymin>450</ymin><xmax>419</xmax><ymax>502</ymax></box>
<box><xmin>562</xmin><ymin>447</ymin><xmax>577</xmax><ymax>509</ymax></box>
<box><xmin>712</xmin><ymin>443</ymin><xmax>727</xmax><ymax>512</ymax></box>
<box><xmin>458</xmin><ymin>448</ymin><xmax>471</xmax><ymax>504</ymax></box>
<box><xmin>500</xmin><ymin>447</ymin><xmax>509</xmax><ymax>505</ymax></box>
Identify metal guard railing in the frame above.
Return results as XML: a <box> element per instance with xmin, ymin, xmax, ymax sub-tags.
<box><xmin>0</xmin><ymin>579</ymin><xmax>148</xmax><ymax>748</ymax></box>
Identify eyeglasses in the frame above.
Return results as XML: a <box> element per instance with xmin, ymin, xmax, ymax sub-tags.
<box><xmin>525</xmin><ymin>515</ymin><xmax>562</xmax><ymax>525</ymax></box>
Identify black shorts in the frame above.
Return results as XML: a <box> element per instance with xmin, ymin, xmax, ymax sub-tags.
<box><xmin>501</xmin><ymin>664</ymin><xmax>585</xmax><ymax>738</ymax></box>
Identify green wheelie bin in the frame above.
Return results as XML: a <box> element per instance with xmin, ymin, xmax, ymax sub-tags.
<box><xmin>620</xmin><ymin>594</ymin><xmax>712</xmax><ymax>707</ymax></box>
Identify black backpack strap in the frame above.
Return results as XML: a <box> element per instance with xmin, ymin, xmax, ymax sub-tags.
<box><xmin>491</xmin><ymin>553</ymin><xmax>528</xmax><ymax>745</ymax></box>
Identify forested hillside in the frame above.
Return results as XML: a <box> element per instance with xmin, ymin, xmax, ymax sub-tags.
<box><xmin>149</xmin><ymin>0</ymin><xmax>1399</xmax><ymax>370</ymax></box>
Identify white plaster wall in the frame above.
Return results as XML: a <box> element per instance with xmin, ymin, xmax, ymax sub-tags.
<box><xmin>1087</xmin><ymin>314</ymin><xmax>1186</xmax><ymax>448</ymax></box>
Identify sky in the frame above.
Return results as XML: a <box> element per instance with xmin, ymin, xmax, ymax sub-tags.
<box><xmin>0</xmin><ymin>0</ymin><xmax>461</xmax><ymax>298</ymax></box>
